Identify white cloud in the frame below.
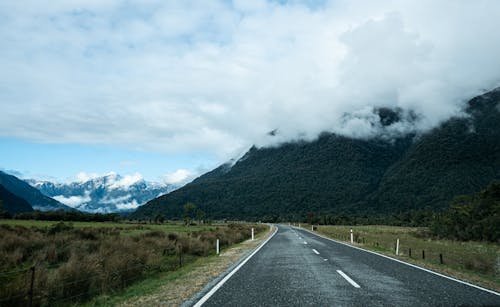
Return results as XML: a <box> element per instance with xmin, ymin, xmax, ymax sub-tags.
<box><xmin>53</xmin><ymin>191</ymin><xmax>91</xmax><ymax>208</ymax></box>
<box><xmin>108</xmin><ymin>172</ymin><xmax>143</xmax><ymax>189</ymax></box>
<box><xmin>115</xmin><ymin>200</ymin><xmax>139</xmax><ymax>210</ymax></box>
<box><xmin>0</xmin><ymin>1</ymin><xmax>499</xmax><ymax>161</ymax></box>
<box><xmin>164</xmin><ymin>169</ymin><xmax>192</xmax><ymax>185</ymax></box>
<box><xmin>76</xmin><ymin>172</ymin><xmax>100</xmax><ymax>183</ymax></box>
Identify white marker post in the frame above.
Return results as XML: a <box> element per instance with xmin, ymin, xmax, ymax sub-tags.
<box><xmin>396</xmin><ymin>238</ymin><xmax>399</xmax><ymax>256</ymax></box>
<box><xmin>299</xmin><ymin>223</ymin><xmax>301</xmax><ymax>228</ymax></box>
<box><xmin>216</xmin><ymin>239</ymin><xmax>220</xmax><ymax>255</ymax></box>
<box><xmin>311</xmin><ymin>225</ymin><xmax>314</xmax><ymax>231</ymax></box>
<box><xmin>251</xmin><ymin>228</ymin><xmax>254</xmax><ymax>241</ymax></box>
<box><xmin>350</xmin><ymin>229</ymin><xmax>353</xmax><ymax>244</ymax></box>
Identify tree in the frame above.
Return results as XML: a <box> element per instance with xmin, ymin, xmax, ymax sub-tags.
<box><xmin>196</xmin><ymin>209</ymin><xmax>205</xmax><ymax>224</ymax></box>
<box><xmin>154</xmin><ymin>213</ymin><xmax>165</xmax><ymax>224</ymax></box>
<box><xmin>0</xmin><ymin>200</ymin><xmax>11</xmax><ymax>219</ymax></box>
<box><xmin>183</xmin><ymin>202</ymin><xmax>197</xmax><ymax>225</ymax></box>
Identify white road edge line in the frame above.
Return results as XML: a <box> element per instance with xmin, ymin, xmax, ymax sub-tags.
<box><xmin>194</xmin><ymin>225</ymin><xmax>279</xmax><ymax>307</ymax></box>
<box><xmin>312</xmin><ymin>248</ymin><xmax>320</xmax><ymax>255</ymax></box>
<box><xmin>294</xmin><ymin>226</ymin><xmax>500</xmax><ymax>296</ymax></box>
<box><xmin>337</xmin><ymin>270</ymin><xmax>361</xmax><ymax>288</ymax></box>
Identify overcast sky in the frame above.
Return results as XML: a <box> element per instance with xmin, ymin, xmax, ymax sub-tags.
<box><xmin>1</xmin><ymin>0</ymin><xmax>499</xmax><ymax>183</ymax></box>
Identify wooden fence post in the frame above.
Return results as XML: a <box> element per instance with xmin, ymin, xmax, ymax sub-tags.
<box><xmin>28</xmin><ymin>266</ymin><xmax>35</xmax><ymax>307</ymax></box>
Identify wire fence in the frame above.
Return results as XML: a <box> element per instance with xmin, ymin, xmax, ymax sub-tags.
<box><xmin>0</xmin><ymin>255</ymin><xmax>190</xmax><ymax>306</ymax></box>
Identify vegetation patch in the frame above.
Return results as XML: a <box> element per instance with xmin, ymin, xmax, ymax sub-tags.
<box><xmin>0</xmin><ymin>221</ymin><xmax>266</xmax><ymax>306</ymax></box>
<box><xmin>301</xmin><ymin>224</ymin><xmax>499</xmax><ymax>291</ymax></box>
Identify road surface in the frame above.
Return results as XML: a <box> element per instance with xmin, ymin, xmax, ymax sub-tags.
<box><xmin>196</xmin><ymin>225</ymin><xmax>500</xmax><ymax>306</ymax></box>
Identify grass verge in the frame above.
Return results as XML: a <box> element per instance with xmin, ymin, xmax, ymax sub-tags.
<box><xmin>86</xmin><ymin>225</ymin><xmax>273</xmax><ymax>306</ymax></box>
<box><xmin>298</xmin><ymin>224</ymin><xmax>499</xmax><ymax>292</ymax></box>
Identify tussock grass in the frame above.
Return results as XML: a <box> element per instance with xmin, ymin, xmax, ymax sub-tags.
<box><xmin>0</xmin><ymin>221</ymin><xmax>266</xmax><ymax>306</ymax></box>
<box><xmin>301</xmin><ymin>224</ymin><xmax>499</xmax><ymax>291</ymax></box>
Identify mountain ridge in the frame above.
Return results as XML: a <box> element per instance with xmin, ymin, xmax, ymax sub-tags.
<box><xmin>132</xmin><ymin>87</ymin><xmax>500</xmax><ymax>221</ymax></box>
<box><xmin>0</xmin><ymin>171</ymin><xmax>73</xmax><ymax>211</ymax></box>
<box><xmin>28</xmin><ymin>173</ymin><xmax>177</xmax><ymax>213</ymax></box>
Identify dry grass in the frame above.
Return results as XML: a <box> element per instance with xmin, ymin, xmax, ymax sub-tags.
<box><xmin>299</xmin><ymin>224</ymin><xmax>499</xmax><ymax>292</ymax></box>
<box><xmin>0</xmin><ymin>222</ymin><xmax>266</xmax><ymax>306</ymax></box>
<box><xmin>106</xmin><ymin>225</ymin><xmax>275</xmax><ymax>307</ymax></box>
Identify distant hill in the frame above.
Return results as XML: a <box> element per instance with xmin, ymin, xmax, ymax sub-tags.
<box><xmin>27</xmin><ymin>173</ymin><xmax>176</xmax><ymax>213</ymax></box>
<box><xmin>132</xmin><ymin>88</ymin><xmax>500</xmax><ymax>221</ymax></box>
<box><xmin>0</xmin><ymin>171</ymin><xmax>73</xmax><ymax>211</ymax></box>
<box><xmin>0</xmin><ymin>184</ymin><xmax>33</xmax><ymax>214</ymax></box>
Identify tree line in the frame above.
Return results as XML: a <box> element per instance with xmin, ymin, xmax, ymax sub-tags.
<box><xmin>11</xmin><ymin>209</ymin><xmax>122</xmax><ymax>222</ymax></box>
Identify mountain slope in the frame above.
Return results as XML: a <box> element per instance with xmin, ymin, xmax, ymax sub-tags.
<box><xmin>370</xmin><ymin>89</ymin><xmax>500</xmax><ymax>212</ymax></box>
<box><xmin>0</xmin><ymin>184</ymin><xmax>33</xmax><ymax>214</ymax></box>
<box><xmin>0</xmin><ymin>171</ymin><xmax>73</xmax><ymax>211</ymax></box>
<box><xmin>28</xmin><ymin>173</ymin><xmax>176</xmax><ymax>213</ymax></box>
<box><xmin>132</xmin><ymin>88</ymin><xmax>500</xmax><ymax>220</ymax></box>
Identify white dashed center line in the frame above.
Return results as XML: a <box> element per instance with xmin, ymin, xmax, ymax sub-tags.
<box><xmin>337</xmin><ymin>270</ymin><xmax>360</xmax><ymax>288</ymax></box>
<box><xmin>312</xmin><ymin>249</ymin><xmax>320</xmax><ymax>255</ymax></box>
<box><xmin>303</xmin><ymin>241</ymin><xmax>308</xmax><ymax>245</ymax></box>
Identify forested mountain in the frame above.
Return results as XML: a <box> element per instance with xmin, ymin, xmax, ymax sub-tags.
<box><xmin>132</xmin><ymin>89</ymin><xmax>500</xmax><ymax>221</ymax></box>
<box><xmin>0</xmin><ymin>184</ymin><xmax>33</xmax><ymax>215</ymax></box>
<box><xmin>0</xmin><ymin>171</ymin><xmax>73</xmax><ymax>211</ymax></box>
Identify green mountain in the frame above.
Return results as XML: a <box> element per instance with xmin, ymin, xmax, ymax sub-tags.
<box><xmin>0</xmin><ymin>184</ymin><xmax>33</xmax><ymax>215</ymax></box>
<box><xmin>0</xmin><ymin>171</ymin><xmax>73</xmax><ymax>211</ymax></box>
<box><xmin>369</xmin><ymin>90</ymin><xmax>500</xmax><ymax>212</ymax></box>
<box><xmin>132</xmin><ymin>88</ymin><xmax>500</xmax><ymax>221</ymax></box>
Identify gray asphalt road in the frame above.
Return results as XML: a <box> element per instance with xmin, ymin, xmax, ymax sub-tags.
<box><xmin>199</xmin><ymin>225</ymin><xmax>500</xmax><ymax>306</ymax></box>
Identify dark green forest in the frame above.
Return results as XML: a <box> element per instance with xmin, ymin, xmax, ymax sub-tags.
<box><xmin>131</xmin><ymin>89</ymin><xmax>500</xmax><ymax>229</ymax></box>
<box><xmin>431</xmin><ymin>181</ymin><xmax>500</xmax><ymax>242</ymax></box>
<box><xmin>13</xmin><ymin>210</ymin><xmax>122</xmax><ymax>222</ymax></box>
<box><xmin>0</xmin><ymin>184</ymin><xmax>33</xmax><ymax>216</ymax></box>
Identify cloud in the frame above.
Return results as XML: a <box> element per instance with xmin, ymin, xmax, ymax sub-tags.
<box><xmin>76</xmin><ymin>172</ymin><xmax>100</xmax><ymax>183</ymax></box>
<box><xmin>0</xmin><ymin>168</ymin><xmax>24</xmax><ymax>178</ymax></box>
<box><xmin>164</xmin><ymin>169</ymin><xmax>192</xmax><ymax>185</ymax></box>
<box><xmin>115</xmin><ymin>200</ymin><xmax>139</xmax><ymax>210</ymax></box>
<box><xmin>0</xmin><ymin>1</ymin><xmax>499</xmax><ymax>161</ymax></box>
<box><xmin>53</xmin><ymin>191</ymin><xmax>91</xmax><ymax>208</ymax></box>
<box><xmin>107</xmin><ymin>172</ymin><xmax>143</xmax><ymax>189</ymax></box>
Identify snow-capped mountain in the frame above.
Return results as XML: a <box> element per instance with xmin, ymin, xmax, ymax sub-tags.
<box><xmin>27</xmin><ymin>173</ymin><xmax>177</xmax><ymax>213</ymax></box>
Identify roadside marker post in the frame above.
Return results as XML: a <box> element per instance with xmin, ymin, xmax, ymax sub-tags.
<box><xmin>216</xmin><ymin>239</ymin><xmax>220</xmax><ymax>255</ymax></box>
<box><xmin>350</xmin><ymin>229</ymin><xmax>353</xmax><ymax>244</ymax></box>
<box><xmin>251</xmin><ymin>228</ymin><xmax>254</xmax><ymax>241</ymax></box>
<box><xmin>396</xmin><ymin>238</ymin><xmax>399</xmax><ymax>256</ymax></box>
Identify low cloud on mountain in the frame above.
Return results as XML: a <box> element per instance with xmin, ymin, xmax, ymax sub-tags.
<box><xmin>1</xmin><ymin>1</ymin><xmax>499</xmax><ymax>161</ymax></box>
<box><xmin>53</xmin><ymin>191</ymin><xmax>91</xmax><ymax>209</ymax></box>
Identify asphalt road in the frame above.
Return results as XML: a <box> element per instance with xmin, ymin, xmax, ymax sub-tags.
<box><xmin>198</xmin><ymin>225</ymin><xmax>500</xmax><ymax>306</ymax></box>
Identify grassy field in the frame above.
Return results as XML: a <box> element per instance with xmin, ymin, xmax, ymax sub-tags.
<box><xmin>0</xmin><ymin>219</ymin><xmax>266</xmax><ymax>306</ymax></box>
<box><xmin>0</xmin><ymin>219</ymin><xmax>217</xmax><ymax>235</ymax></box>
<box><xmin>298</xmin><ymin>224</ymin><xmax>499</xmax><ymax>292</ymax></box>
